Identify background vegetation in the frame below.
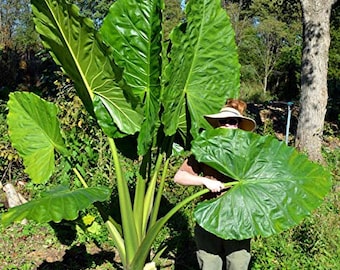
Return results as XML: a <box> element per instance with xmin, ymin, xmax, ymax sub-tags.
<box><xmin>0</xmin><ymin>0</ymin><xmax>339</xmax><ymax>269</ymax></box>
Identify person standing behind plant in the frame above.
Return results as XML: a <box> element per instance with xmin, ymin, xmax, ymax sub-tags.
<box><xmin>174</xmin><ymin>99</ymin><xmax>256</xmax><ymax>270</ymax></box>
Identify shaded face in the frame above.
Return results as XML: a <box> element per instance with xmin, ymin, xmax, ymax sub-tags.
<box><xmin>218</xmin><ymin>118</ymin><xmax>239</xmax><ymax>129</ymax></box>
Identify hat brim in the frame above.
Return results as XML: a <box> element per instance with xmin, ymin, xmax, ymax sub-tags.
<box><xmin>204</xmin><ymin>113</ymin><xmax>256</xmax><ymax>131</ymax></box>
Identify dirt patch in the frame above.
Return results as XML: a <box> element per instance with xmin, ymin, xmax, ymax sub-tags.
<box><xmin>0</xmin><ymin>223</ymin><xmax>118</xmax><ymax>269</ymax></box>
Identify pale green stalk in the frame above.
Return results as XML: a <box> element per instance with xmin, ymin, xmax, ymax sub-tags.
<box><xmin>108</xmin><ymin>137</ymin><xmax>138</xmax><ymax>266</ymax></box>
<box><xmin>133</xmin><ymin>172</ymin><xmax>146</xmax><ymax>243</ymax></box>
<box><xmin>130</xmin><ymin>181</ymin><xmax>238</xmax><ymax>269</ymax></box>
<box><xmin>142</xmin><ymin>153</ymin><xmax>164</xmax><ymax>234</ymax></box>
<box><xmin>72</xmin><ymin>167</ymin><xmax>88</xmax><ymax>188</ymax></box>
<box><xmin>106</xmin><ymin>219</ymin><xmax>126</xmax><ymax>266</ymax></box>
<box><xmin>149</xmin><ymin>157</ymin><xmax>170</xmax><ymax>228</ymax></box>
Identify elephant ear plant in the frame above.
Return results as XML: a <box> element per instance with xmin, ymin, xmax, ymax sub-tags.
<box><xmin>0</xmin><ymin>0</ymin><xmax>332</xmax><ymax>269</ymax></box>
<box><xmin>191</xmin><ymin>129</ymin><xmax>332</xmax><ymax>240</ymax></box>
<box><xmin>2</xmin><ymin>0</ymin><xmax>239</xmax><ymax>268</ymax></box>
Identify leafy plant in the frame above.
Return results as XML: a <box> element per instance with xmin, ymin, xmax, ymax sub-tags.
<box><xmin>0</xmin><ymin>0</ymin><xmax>332</xmax><ymax>269</ymax></box>
<box><xmin>191</xmin><ymin>128</ymin><xmax>332</xmax><ymax>240</ymax></box>
<box><xmin>2</xmin><ymin>0</ymin><xmax>239</xmax><ymax>269</ymax></box>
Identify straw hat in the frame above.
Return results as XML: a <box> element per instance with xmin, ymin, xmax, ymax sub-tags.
<box><xmin>204</xmin><ymin>106</ymin><xmax>256</xmax><ymax>131</ymax></box>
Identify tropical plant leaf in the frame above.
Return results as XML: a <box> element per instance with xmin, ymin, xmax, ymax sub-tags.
<box><xmin>162</xmin><ymin>0</ymin><xmax>240</xmax><ymax>139</ymax></box>
<box><xmin>31</xmin><ymin>0</ymin><xmax>142</xmax><ymax>136</ymax></box>
<box><xmin>1</xmin><ymin>186</ymin><xmax>111</xmax><ymax>227</ymax></box>
<box><xmin>192</xmin><ymin>129</ymin><xmax>332</xmax><ymax>240</ymax></box>
<box><xmin>100</xmin><ymin>0</ymin><xmax>163</xmax><ymax>155</ymax></box>
<box><xmin>7</xmin><ymin>92</ymin><xmax>67</xmax><ymax>184</ymax></box>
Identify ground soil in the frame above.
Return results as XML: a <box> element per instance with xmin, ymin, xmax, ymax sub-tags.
<box><xmin>0</xmin><ymin>220</ymin><xmax>197</xmax><ymax>269</ymax></box>
<box><xmin>0</xmin><ymin>222</ymin><xmax>121</xmax><ymax>269</ymax></box>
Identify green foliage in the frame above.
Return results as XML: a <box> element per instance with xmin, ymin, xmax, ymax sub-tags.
<box><xmin>53</xmin><ymin>86</ymin><xmax>116</xmax><ymax>188</ymax></box>
<box><xmin>1</xmin><ymin>186</ymin><xmax>111</xmax><ymax>227</ymax></box>
<box><xmin>162</xmin><ymin>0</ymin><xmax>240</xmax><ymax>137</ymax></box>
<box><xmin>238</xmin><ymin>12</ymin><xmax>298</xmax><ymax>95</ymax></box>
<box><xmin>163</xmin><ymin>0</ymin><xmax>184</xmax><ymax>40</ymax></box>
<box><xmin>0</xmin><ymin>94</ymin><xmax>339</xmax><ymax>269</ymax></box>
<box><xmin>239</xmin><ymin>81</ymin><xmax>275</xmax><ymax>102</ymax></box>
<box><xmin>3</xmin><ymin>0</ymin><xmax>339</xmax><ymax>106</ymax></box>
<box><xmin>329</xmin><ymin>2</ymin><xmax>340</xmax><ymax>81</ymax></box>
<box><xmin>0</xmin><ymin>0</ymin><xmax>40</xmax><ymax>49</ymax></box>
<box><xmin>31</xmin><ymin>0</ymin><xmax>143</xmax><ymax>135</ymax></box>
<box><xmin>323</xmin><ymin>144</ymin><xmax>340</xmax><ymax>183</ymax></box>
<box><xmin>74</xmin><ymin>213</ymin><xmax>113</xmax><ymax>245</ymax></box>
<box><xmin>99</xmin><ymin>0</ymin><xmax>163</xmax><ymax>154</ymax></box>
<box><xmin>237</xmin><ymin>130</ymin><xmax>339</xmax><ymax>270</ymax></box>
<box><xmin>251</xmin><ymin>192</ymin><xmax>340</xmax><ymax>269</ymax></box>
<box><xmin>7</xmin><ymin>92</ymin><xmax>68</xmax><ymax>184</ymax></box>
<box><xmin>73</xmin><ymin>0</ymin><xmax>116</xmax><ymax>29</ymax></box>
<box><xmin>191</xmin><ymin>128</ymin><xmax>332</xmax><ymax>240</ymax></box>
<box><xmin>225</xmin><ymin>0</ymin><xmax>302</xmax><ymax>101</ymax></box>
<box><xmin>0</xmin><ymin>102</ymin><xmax>24</xmax><ymax>183</ymax></box>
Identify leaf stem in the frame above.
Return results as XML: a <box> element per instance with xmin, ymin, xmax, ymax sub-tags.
<box><xmin>72</xmin><ymin>167</ymin><xmax>88</xmax><ymax>188</ymax></box>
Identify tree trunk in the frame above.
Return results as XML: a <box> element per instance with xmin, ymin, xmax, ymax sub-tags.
<box><xmin>295</xmin><ymin>0</ymin><xmax>337</xmax><ymax>163</ymax></box>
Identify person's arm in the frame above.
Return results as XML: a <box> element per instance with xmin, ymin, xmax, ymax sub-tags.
<box><xmin>174</xmin><ymin>159</ymin><xmax>225</xmax><ymax>193</ymax></box>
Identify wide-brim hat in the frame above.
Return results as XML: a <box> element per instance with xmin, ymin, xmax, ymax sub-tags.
<box><xmin>204</xmin><ymin>107</ymin><xmax>256</xmax><ymax>131</ymax></box>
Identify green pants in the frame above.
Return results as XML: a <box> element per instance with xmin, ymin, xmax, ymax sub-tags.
<box><xmin>195</xmin><ymin>225</ymin><xmax>251</xmax><ymax>270</ymax></box>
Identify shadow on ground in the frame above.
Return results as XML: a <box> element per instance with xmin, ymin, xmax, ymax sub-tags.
<box><xmin>37</xmin><ymin>244</ymin><xmax>118</xmax><ymax>270</ymax></box>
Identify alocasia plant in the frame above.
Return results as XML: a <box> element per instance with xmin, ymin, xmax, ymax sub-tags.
<box><xmin>2</xmin><ymin>0</ymin><xmax>239</xmax><ymax>269</ymax></box>
<box><xmin>0</xmin><ymin>0</ymin><xmax>332</xmax><ymax>269</ymax></box>
<box><xmin>191</xmin><ymin>129</ymin><xmax>332</xmax><ymax>240</ymax></box>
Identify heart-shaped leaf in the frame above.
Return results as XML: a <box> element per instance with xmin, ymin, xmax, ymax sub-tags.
<box><xmin>192</xmin><ymin>129</ymin><xmax>332</xmax><ymax>240</ymax></box>
<box><xmin>7</xmin><ymin>92</ymin><xmax>67</xmax><ymax>183</ymax></box>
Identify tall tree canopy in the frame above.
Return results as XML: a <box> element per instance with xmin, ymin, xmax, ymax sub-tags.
<box><xmin>0</xmin><ymin>0</ymin><xmax>39</xmax><ymax>49</ymax></box>
<box><xmin>73</xmin><ymin>0</ymin><xmax>115</xmax><ymax>28</ymax></box>
<box><xmin>224</xmin><ymin>0</ymin><xmax>302</xmax><ymax>100</ymax></box>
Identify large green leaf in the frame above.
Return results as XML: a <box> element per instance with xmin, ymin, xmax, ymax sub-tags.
<box><xmin>7</xmin><ymin>92</ymin><xmax>67</xmax><ymax>184</ymax></box>
<box><xmin>100</xmin><ymin>0</ymin><xmax>163</xmax><ymax>155</ymax></box>
<box><xmin>1</xmin><ymin>186</ymin><xmax>111</xmax><ymax>227</ymax></box>
<box><xmin>192</xmin><ymin>129</ymin><xmax>332</xmax><ymax>240</ymax></box>
<box><xmin>31</xmin><ymin>0</ymin><xmax>142</xmax><ymax>136</ymax></box>
<box><xmin>162</xmin><ymin>0</ymin><xmax>240</xmax><ymax>138</ymax></box>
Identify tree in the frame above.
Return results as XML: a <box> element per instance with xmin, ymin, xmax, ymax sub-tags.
<box><xmin>327</xmin><ymin>2</ymin><xmax>340</xmax><ymax>125</ymax></box>
<box><xmin>223</xmin><ymin>0</ymin><xmax>251</xmax><ymax>44</ymax></box>
<box><xmin>239</xmin><ymin>16</ymin><xmax>290</xmax><ymax>93</ymax></box>
<box><xmin>295</xmin><ymin>0</ymin><xmax>338</xmax><ymax>162</ymax></box>
<box><xmin>0</xmin><ymin>0</ymin><xmax>38</xmax><ymax>49</ymax></box>
<box><xmin>328</xmin><ymin>2</ymin><xmax>340</xmax><ymax>98</ymax></box>
<box><xmin>225</xmin><ymin>0</ymin><xmax>302</xmax><ymax>100</ymax></box>
<box><xmin>73</xmin><ymin>0</ymin><xmax>115</xmax><ymax>28</ymax></box>
<box><xmin>163</xmin><ymin>0</ymin><xmax>184</xmax><ymax>39</ymax></box>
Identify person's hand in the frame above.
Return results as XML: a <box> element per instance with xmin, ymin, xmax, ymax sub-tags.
<box><xmin>202</xmin><ymin>178</ymin><xmax>225</xmax><ymax>193</ymax></box>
